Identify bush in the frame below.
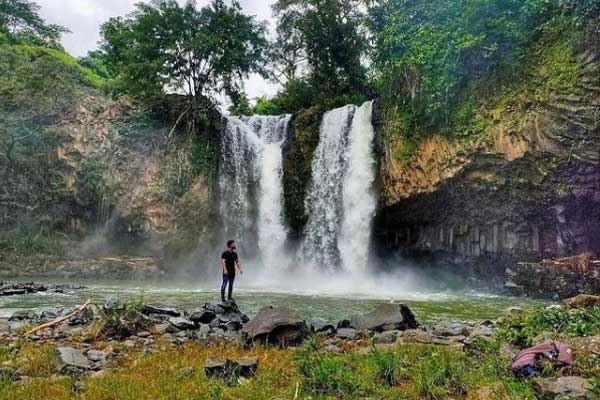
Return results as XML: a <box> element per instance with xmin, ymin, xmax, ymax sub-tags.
<box><xmin>370</xmin><ymin>345</ymin><xmax>406</xmax><ymax>386</ymax></box>
<box><xmin>498</xmin><ymin>306</ymin><xmax>600</xmax><ymax>347</ymax></box>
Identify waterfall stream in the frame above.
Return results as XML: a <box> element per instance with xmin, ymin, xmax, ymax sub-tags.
<box><xmin>219</xmin><ymin>101</ymin><xmax>376</xmax><ymax>275</ymax></box>
<box><xmin>218</xmin><ymin>115</ymin><xmax>290</xmax><ymax>267</ymax></box>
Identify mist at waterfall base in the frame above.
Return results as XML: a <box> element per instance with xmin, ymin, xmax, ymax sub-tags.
<box><xmin>215</xmin><ymin>102</ymin><xmax>467</xmax><ymax>300</ymax></box>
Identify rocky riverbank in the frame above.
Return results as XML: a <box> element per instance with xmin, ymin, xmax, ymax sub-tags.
<box><xmin>1</xmin><ymin>291</ymin><xmax>600</xmax><ymax>399</ymax></box>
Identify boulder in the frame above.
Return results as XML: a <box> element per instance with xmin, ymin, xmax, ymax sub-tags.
<box><xmin>373</xmin><ymin>331</ymin><xmax>399</xmax><ymax>345</ymax></box>
<box><xmin>205</xmin><ymin>357</ymin><xmax>258</xmax><ymax>383</ymax></box>
<box><xmin>56</xmin><ymin>347</ymin><xmax>90</xmax><ymax>375</ymax></box>
<box><xmin>563</xmin><ymin>294</ymin><xmax>600</xmax><ymax>309</ymax></box>
<box><xmin>336</xmin><ymin>328</ymin><xmax>359</xmax><ymax>340</ymax></box>
<box><xmin>168</xmin><ymin>317</ymin><xmax>196</xmax><ymax>331</ymax></box>
<box><xmin>189</xmin><ymin>309</ymin><xmax>216</xmax><ymax>324</ymax></box>
<box><xmin>241</xmin><ymin>306</ymin><xmax>309</xmax><ymax>346</ymax></box>
<box><xmin>533</xmin><ymin>376</ymin><xmax>593</xmax><ymax>399</ymax></box>
<box><xmin>433</xmin><ymin>321</ymin><xmax>472</xmax><ymax>337</ymax></box>
<box><xmin>348</xmin><ymin>304</ymin><xmax>418</xmax><ymax>332</ymax></box>
<box><xmin>141</xmin><ymin>305</ymin><xmax>181</xmax><ymax>317</ymax></box>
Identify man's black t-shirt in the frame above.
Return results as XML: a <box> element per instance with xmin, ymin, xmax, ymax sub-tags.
<box><xmin>221</xmin><ymin>250</ymin><xmax>238</xmax><ymax>276</ymax></box>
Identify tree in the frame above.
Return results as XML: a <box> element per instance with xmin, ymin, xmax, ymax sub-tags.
<box><xmin>271</xmin><ymin>0</ymin><xmax>369</xmax><ymax>109</ymax></box>
<box><xmin>0</xmin><ymin>0</ymin><xmax>68</xmax><ymax>48</ymax></box>
<box><xmin>99</xmin><ymin>0</ymin><xmax>267</xmax><ymax>109</ymax></box>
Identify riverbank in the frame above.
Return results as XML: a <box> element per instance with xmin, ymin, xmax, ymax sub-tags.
<box><xmin>1</xmin><ymin>293</ymin><xmax>599</xmax><ymax>399</ymax></box>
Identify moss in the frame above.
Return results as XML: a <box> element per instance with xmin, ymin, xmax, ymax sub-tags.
<box><xmin>282</xmin><ymin>106</ymin><xmax>324</xmax><ymax>236</ymax></box>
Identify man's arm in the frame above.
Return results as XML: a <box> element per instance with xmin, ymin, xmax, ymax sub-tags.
<box><xmin>221</xmin><ymin>258</ymin><xmax>227</xmax><ymax>274</ymax></box>
<box><xmin>236</xmin><ymin>259</ymin><xmax>243</xmax><ymax>274</ymax></box>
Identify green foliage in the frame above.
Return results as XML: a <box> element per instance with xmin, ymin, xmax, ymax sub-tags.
<box><xmin>95</xmin><ymin>298</ymin><xmax>146</xmax><ymax>339</ymax></box>
<box><xmin>294</xmin><ymin>338</ymin><xmax>360</xmax><ymax>397</ymax></box>
<box><xmin>99</xmin><ymin>0</ymin><xmax>266</xmax><ymax>104</ymax></box>
<box><xmin>0</xmin><ymin>0</ymin><xmax>68</xmax><ymax>48</ymax></box>
<box><xmin>282</xmin><ymin>107</ymin><xmax>323</xmax><ymax>235</ymax></box>
<box><xmin>270</xmin><ymin>0</ymin><xmax>370</xmax><ymax>110</ymax></box>
<box><xmin>498</xmin><ymin>306</ymin><xmax>600</xmax><ymax>347</ymax></box>
<box><xmin>253</xmin><ymin>97</ymin><xmax>282</xmax><ymax>116</ymax></box>
<box><xmin>228</xmin><ymin>92</ymin><xmax>253</xmax><ymax>116</ymax></box>
<box><xmin>369</xmin><ymin>345</ymin><xmax>406</xmax><ymax>386</ymax></box>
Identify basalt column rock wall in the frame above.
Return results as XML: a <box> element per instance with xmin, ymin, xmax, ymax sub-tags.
<box><xmin>374</xmin><ymin>44</ymin><xmax>600</xmax><ymax>276</ymax></box>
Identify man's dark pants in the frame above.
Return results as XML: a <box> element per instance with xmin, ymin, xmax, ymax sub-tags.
<box><xmin>221</xmin><ymin>272</ymin><xmax>234</xmax><ymax>301</ymax></box>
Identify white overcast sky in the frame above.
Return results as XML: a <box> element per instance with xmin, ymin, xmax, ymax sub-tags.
<box><xmin>37</xmin><ymin>0</ymin><xmax>279</xmax><ymax>100</ymax></box>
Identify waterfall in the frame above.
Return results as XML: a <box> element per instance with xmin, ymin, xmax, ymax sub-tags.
<box><xmin>301</xmin><ymin>101</ymin><xmax>377</xmax><ymax>272</ymax></box>
<box><xmin>218</xmin><ymin>115</ymin><xmax>290</xmax><ymax>268</ymax></box>
<box><xmin>338</xmin><ymin>101</ymin><xmax>377</xmax><ymax>273</ymax></box>
<box><xmin>301</xmin><ymin>105</ymin><xmax>356</xmax><ymax>269</ymax></box>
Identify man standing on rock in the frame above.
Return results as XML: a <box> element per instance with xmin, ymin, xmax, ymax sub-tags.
<box><xmin>221</xmin><ymin>240</ymin><xmax>243</xmax><ymax>302</ymax></box>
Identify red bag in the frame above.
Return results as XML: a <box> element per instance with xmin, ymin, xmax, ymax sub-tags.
<box><xmin>512</xmin><ymin>342</ymin><xmax>573</xmax><ymax>377</ymax></box>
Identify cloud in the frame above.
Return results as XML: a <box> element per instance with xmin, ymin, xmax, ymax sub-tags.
<box><xmin>37</xmin><ymin>0</ymin><xmax>278</xmax><ymax>99</ymax></box>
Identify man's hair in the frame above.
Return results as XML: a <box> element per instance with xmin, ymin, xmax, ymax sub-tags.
<box><xmin>227</xmin><ymin>240</ymin><xmax>235</xmax><ymax>248</ymax></box>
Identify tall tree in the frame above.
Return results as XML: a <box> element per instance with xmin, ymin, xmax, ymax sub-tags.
<box><xmin>0</xmin><ymin>0</ymin><xmax>68</xmax><ymax>48</ymax></box>
<box><xmin>100</xmin><ymin>0</ymin><xmax>267</xmax><ymax>107</ymax></box>
<box><xmin>271</xmin><ymin>0</ymin><xmax>369</xmax><ymax>107</ymax></box>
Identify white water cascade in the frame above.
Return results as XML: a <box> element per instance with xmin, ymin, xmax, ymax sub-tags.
<box><xmin>338</xmin><ymin>101</ymin><xmax>378</xmax><ymax>273</ymax></box>
<box><xmin>301</xmin><ymin>101</ymin><xmax>377</xmax><ymax>272</ymax></box>
<box><xmin>218</xmin><ymin>115</ymin><xmax>291</xmax><ymax>269</ymax></box>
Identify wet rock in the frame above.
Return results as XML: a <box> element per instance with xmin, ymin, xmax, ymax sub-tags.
<box><xmin>0</xmin><ymin>282</ymin><xmax>83</xmax><ymax>297</ymax></box>
<box><xmin>9</xmin><ymin>310</ymin><xmax>36</xmax><ymax>321</ymax></box>
<box><xmin>563</xmin><ymin>294</ymin><xmax>600</xmax><ymax>309</ymax></box>
<box><xmin>533</xmin><ymin>376</ymin><xmax>593</xmax><ymax>399</ymax></box>
<box><xmin>189</xmin><ymin>309</ymin><xmax>216</xmax><ymax>324</ymax></box>
<box><xmin>373</xmin><ymin>331</ymin><xmax>399</xmax><ymax>344</ymax></box>
<box><xmin>141</xmin><ymin>305</ymin><xmax>181</xmax><ymax>317</ymax></box>
<box><xmin>336</xmin><ymin>328</ymin><xmax>359</xmax><ymax>340</ymax></box>
<box><xmin>56</xmin><ymin>347</ymin><xmax>90</xmax><ymax>375</ymax></box>
<box><xmin>242</xmin><ymin>306</ymin><xmax>310</xmax><ymax>346</ymax></box>
<box><xmin>168</xmin><ymin>317</ymin><xmax>195</xmax><ymax>331</ymax></box>
<box><xmin>348</xmin><ymin>304</ymin><xmax>418</xmax><ymax>332</ymax></box>
<box><xmin>312</xmin><ymin>322</ymin><xmax>336</xmax><ymax>335</ymax></box>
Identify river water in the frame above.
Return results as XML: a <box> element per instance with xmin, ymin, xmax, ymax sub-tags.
<box><xmin>0</xmin><ymin>277</ymin><xmax>543</xmax><ymax>325</ymax></box>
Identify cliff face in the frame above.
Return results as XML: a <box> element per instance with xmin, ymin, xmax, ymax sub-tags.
<box><xmin>374</xmin><ymin>42</ymin><xmax>600</xmax><ymax>274</ymax></box>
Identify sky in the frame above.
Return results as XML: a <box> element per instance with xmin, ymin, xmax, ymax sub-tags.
<box><xmin>37</xmin><ymin>0</ymin><xmax>279</xmax><ymax>100</ymax></box>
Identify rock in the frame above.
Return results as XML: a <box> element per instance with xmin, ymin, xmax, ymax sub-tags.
<box><xmin>168</xmin><ymin>317</ymin><xmax>195</xmax><ymax>331</ymax></box>
<box><xmin>399</xmin><ymin>329</ymin><xmax>434</xmax><ymax>344</ymax></box>
<box><xmin>373</xmin><ymin>331</ymin><xmax>398</xmax><ymax>344</ymax></box>
<box><xmin>56</xmin><ymin>347</ymin><xmax>90</xmax><ymax>375</ymax></box>
<box><xmin>141</xmin><ymin>305</ymin><xmax>181</xmax><ymax>317</ymax></box>
<box><xmin>312</xmin><ymin>322</ymin><xmax>336</xmax><ymax>336</ymax></box>
<box><xmin>154</xmin><ymin>323</ymin><xmax>171</xmax><ymax>334</ymax></box>
<box><xmin>86</xmin><ymin>350</ymin><xmax>108</xmax><ymax>363</ymax></box>
<box><xmin>203</xmin><ymin>303</ymin><xmax>226</xmax><ymax>315</ymax></box>
<box><xmin>433</xmin><ymin>321</ymin><xmax>472</xmax><ymax>337</ymax></box>
<box><xmin>204</xmin><ymin>357</ymin><xmax>258</xmax><ymax>383</ymax></box>
<box><xmin>9</xmin><ymin>310</ymin><xmax>36</xmax><ymax>321</ymax></box>
<box><xmin>136</xmin><ymin>331</ymin><xmax>151</xmax><ymax>338</ymax></box>
<box><xmin>336</xmin><ymin>328</ymin><xmax>359</xmax><ymax>340</ymax></box>
<box><xmin>348</xmin><ymin>304</ymin><xmax>418</xmax><ymax>332</ymax></box>
<box><xmin>189</xmin><ymin>309</ymin><xmax>216</xmax><ymax>324</ymax></box>
<box><xmin>241</xmin><ymin>306</ymin><xmax>309</xmax><ymax>346</ymax></box>
<box><xmin>533</xmin><ymin>376</ymin><xmax>593</xmax><ymax>399</ymax></box>
<box><xmin>563</xmin><ymin>294</ymin><xmax>600</xmax><ymax>309</ymax></box>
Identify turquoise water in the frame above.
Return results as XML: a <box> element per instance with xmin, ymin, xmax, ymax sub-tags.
<box><xmin>0</xmin><ymin>277</ymin><xmax>545</xmax><ymax>325</ymax></box>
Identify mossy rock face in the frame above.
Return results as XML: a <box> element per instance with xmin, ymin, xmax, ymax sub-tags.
<box><xmin>282</xmin><ymin>107</ymin><xmax>324</xmax><ymax>237</ymax></box>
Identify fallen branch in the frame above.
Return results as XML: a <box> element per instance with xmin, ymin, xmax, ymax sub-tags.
<box><xmin>25</xmin><ymin>298</ymin><xmax>92</xmax><ymax>336</ymax></box>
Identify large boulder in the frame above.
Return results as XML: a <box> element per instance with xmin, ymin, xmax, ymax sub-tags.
<box><xmin>241</xmin><ymin>306</ymin><xmax>309</xmax><ymax>346</ymax></box>
<box><xmin>348</xmin><ymin>304</ymin><xmax>418</xmax><ymax>332</ymax></box>
<box><xmin>533</xmin><ymin>376</ymin><xmax>593</xmax><ymax>399</ymax></box>
<box><xmin>141</xmin><ymin>305</ymin><xmax>181</xmax><ymax>317</ymax></box>
<box><xmin>56</xmin><ymin>347</ymin><xmax>90</xmax><ymax>375</ymax></box>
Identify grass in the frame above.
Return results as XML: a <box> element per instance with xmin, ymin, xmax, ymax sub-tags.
<box><xmin>0</xmin><ymin>337</ymin><xmax>539</xmax><ymax>400</ymax></box>
<box><xmin>3</xmin><ymin>305</ymin><xmax>600</xmax><ymax>399</ymax></box>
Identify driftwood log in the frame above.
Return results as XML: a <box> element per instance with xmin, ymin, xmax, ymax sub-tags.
<box><xmin>24</xmin><ymin>299</ymin><xmax>92</xmax><ymax>336</ymax></box>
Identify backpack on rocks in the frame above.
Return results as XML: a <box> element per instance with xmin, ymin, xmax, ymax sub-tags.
<box><xmin>511</xmin><ymin>342</ymin><xmax>573</xmax><ymax>378</ymax></box>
